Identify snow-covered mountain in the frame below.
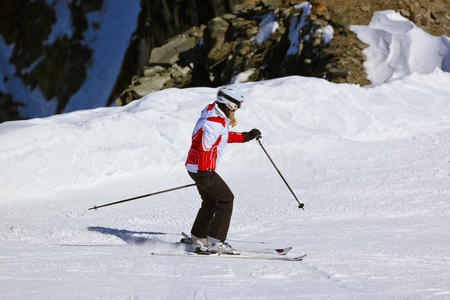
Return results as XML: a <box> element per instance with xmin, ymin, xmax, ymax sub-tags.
<box><xmin>0</xmin><ymin>0</ymin><xmax>140</xmax><ymax>119</ymax></box>
<box><xmin>0</xmin><ymin>0</ymin><xmax>241</xmax><ymax>122</ymax></box>
<box><xmin>1</xmin><ymin>9</ymin><xmax>450</xmax><ymax>300</ymax></box>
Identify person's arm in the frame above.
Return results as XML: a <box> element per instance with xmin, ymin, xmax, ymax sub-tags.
<box><xmin>228</xmin><ymin>128</ymin><xmax>261</xmax><ymax>143</ymax></box>
<box><xmin>227</xmin><ymin>132</ymin><xmax>245</xmax><ymax>143</ymax></box>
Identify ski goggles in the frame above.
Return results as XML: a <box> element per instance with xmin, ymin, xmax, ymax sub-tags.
<box><xmin>218</xmin><ymin>91</ymin><xmax>243</xmax><ymax>111</ymax></box>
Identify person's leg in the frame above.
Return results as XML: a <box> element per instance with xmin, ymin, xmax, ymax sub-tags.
<box><xmin>206</xmin><ymin>172</ymin><xmax>234</xmax><ymax>241</ymax></box>
<box><xmin>189</xmin><ymin>172</ymin><xmax>216</xmax><ymax>238</ymax></box>
<box><xmin>188</xmin><ymin>171</ymin><xmax>234</xmax><ymax>241</ymax></box>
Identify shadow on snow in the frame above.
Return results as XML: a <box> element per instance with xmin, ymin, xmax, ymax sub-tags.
<box><xmin>87</xmin><ymin>226</ymin><xmax>169</xmax><ymax>245</ymax></box>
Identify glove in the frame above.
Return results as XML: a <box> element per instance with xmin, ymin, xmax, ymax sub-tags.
<box><xmin>243</xmin><ymin>128</ymin><xmax>261</xmax><ymax>142</ymax></box>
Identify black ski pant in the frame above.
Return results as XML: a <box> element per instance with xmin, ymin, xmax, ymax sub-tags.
<box><xmin>188</xmin><ymin>171</ymin><xmax>234</xmax><ymax>241</ymax></box>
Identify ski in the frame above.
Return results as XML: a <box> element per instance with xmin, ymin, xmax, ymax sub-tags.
<box><xmin>180</xmin><ymin>232</ymin><xmax>292</xmax><ymax>256</ymax></box>
<box><xmin>151</xmin><ymin>251</ymin><xmax>306</xmax><ymax>262</ymax></box>
<box><xmin>243</xmin><ymin>246</ymin><xmax>293</xmax><ymax>256</ymax></box>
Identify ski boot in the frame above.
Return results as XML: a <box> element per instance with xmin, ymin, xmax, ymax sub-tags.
<box><xmin>206</xmin><ymin>236</ymin><xmax>240</xmax><ymax>255</ymax></box>
<box><xmin>181</xmin><ymin>233</ymin><xmax>207</xmax><ymax>247</ymax></box>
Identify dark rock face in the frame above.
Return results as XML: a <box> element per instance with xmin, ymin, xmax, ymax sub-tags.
<box><xmin>124</xmin><ymin>26</ymin><xmax>205</xmax><ymax>100</ymax></box>
<box><xmin>108</xmin><ymin>0</ymin><xmax>242</xmax><ymax>106</ymax></box>
<box><xmin>316</xmin><ymin>0</ymin><xmax>449</xmax><ymax>37</ymax></box>
<box><xmin>0</xmin><ymin>91</ymin><xmax>23</xmax><ymax>123</ymax></box>
<box><xmin>0</xmin><ymin>0</ymin><xmax>56</xmax><ymax>71</ymax></box>
<box><xmin>0</xmin><ymin>0</ymin><xmax>240</xmax><ymax>122</ymax></box>
<box><xmin>117</xmin><ymin>1</ymin><xmax>370</xmax><ymax>105</ymax></box>
<box><xmin>24</xmin><ymin>37</ymin><xmax>93</xmax><ymax>113</ymax></box>
<box><xmin>118</xmin><ymin>0</ymin><xmax>449</xmax><ymax>105</ymax></box>
<box><xmin>0</xmin><ymin>0</ymin><xmax>55</xmax><ymax>120</ymax></box>
<box><xmin>0</xmin><ymin>0</ymin><xmax>97</xmax><ymax>117</ymax></box>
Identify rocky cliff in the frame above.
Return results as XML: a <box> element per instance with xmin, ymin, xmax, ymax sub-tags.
<box><xmin>117</xmin><ymin>0</ymin><xmax>450</xmax><ymax>106</ymax></box>
<box><xmin>107</xmin><ymin>0</ymin><xmax>243</xmax><ymax>106</ymax></box>
<box><xmin>0</xmin><ymin>0</ymin><xmax>100</xmax><ymax>121</ymax></box>
<box><xmin>0</xmin><ymin>0</ymin><xmax>238</xmax><ymax>122</ymax></box>
<box><xmin>1</xmin><ymin>0</ymin><xmax>449</xmax><ymax>122</ymax></box>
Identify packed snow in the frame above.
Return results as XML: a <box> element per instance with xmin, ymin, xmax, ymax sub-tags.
<box><xmin>1</xmin><ymin>9</ymin><xmax>450</xmax><ymax>300</ymax></box>
<box><xmin>351</xmin><ymin>10</ymin><xmax>450</xmax><ymax>84</ymax></box>
<box><xmin>2</xmin><ymin>70</ymin><xmax>449</xmax><ymax>200</ymax></box>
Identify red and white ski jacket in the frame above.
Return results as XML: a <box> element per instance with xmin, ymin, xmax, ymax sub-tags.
<box><xmin>185</xmin><ymin>102</ymin><xmax>245</xmax><ymax>173</ymax></box>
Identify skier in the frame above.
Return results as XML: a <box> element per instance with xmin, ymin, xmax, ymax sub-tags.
<box><xmin>185</xmin><ymin>85</ymin><xmax>261</xmax><ymax>254</ymax></box>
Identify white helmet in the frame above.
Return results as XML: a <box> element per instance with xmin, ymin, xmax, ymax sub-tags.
<box><xmin>216</xmin><ymin>85</ymin><xmax>244</xmax><ymax>111</ymax></box>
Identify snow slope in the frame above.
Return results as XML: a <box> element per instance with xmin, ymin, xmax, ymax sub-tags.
<box><xmin>1</xmin><ymin>70</ymin><xmax>449</xmax><ymax>200</ymax></box>
<box><xmin>351</xmin><ymin>10</ymin><xmax>450</xmax><ymax>84</ymax></box>
<box><xmin>1</xmin><ymin>70</ymin><xmax>450</xmax><ymax>299</ymax></box>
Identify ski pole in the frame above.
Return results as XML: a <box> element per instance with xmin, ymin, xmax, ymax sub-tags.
<box><xmin>88</xmin><ymin>183</ymin><xmax>196</xmax><ymax>210</ymax></box>
<box><xmin>256</xmin><ymin>137</ymin><xmax>304</xmax><ymax>209</ymax></box>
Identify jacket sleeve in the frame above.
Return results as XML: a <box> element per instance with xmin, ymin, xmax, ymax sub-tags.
<box><xmin>198</xmin><ymin>118</ymin><xmax>224</xmax><ymax>171</ymax></box>
<box><xmin>227</xmin><ymin>132</ymin><xmax>245</xmax><ymax>143</ymax></box>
